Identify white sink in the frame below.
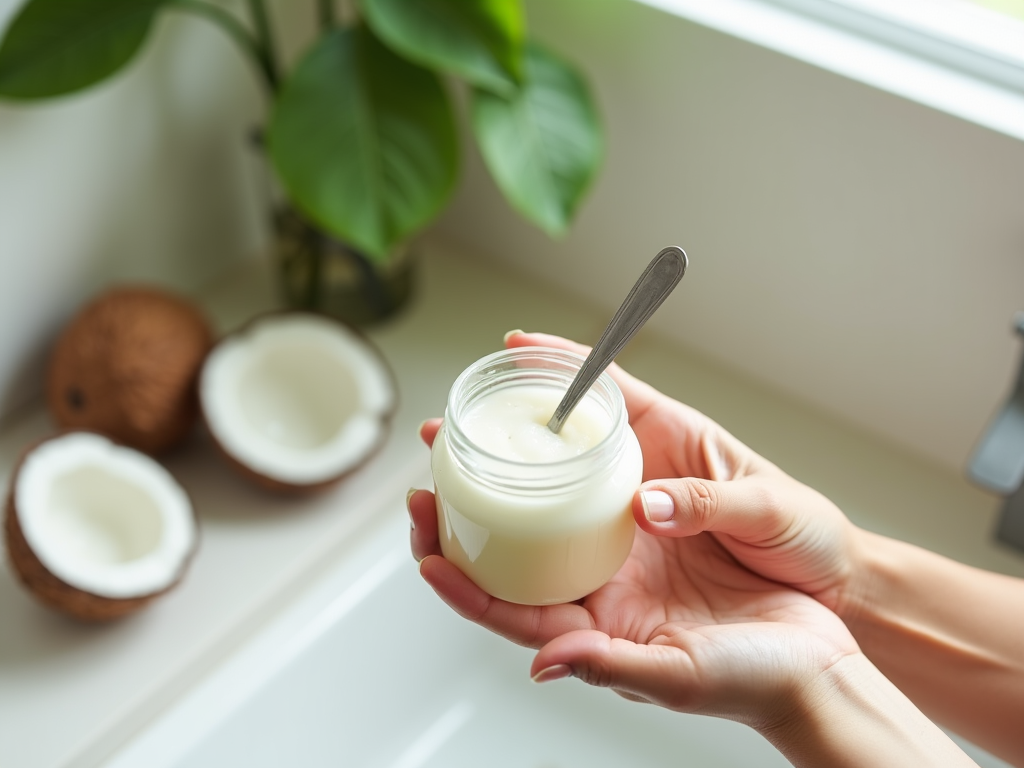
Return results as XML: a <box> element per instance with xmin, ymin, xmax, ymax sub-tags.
<box><xmin>100</xmin><ymin>484</ymin><xmax>789</xmax><ymax>768</ymax></box>
<box><xmin>98</xmin><ymin>476</ymin><xmax>1012</xmax><ymax>768</ymax></box>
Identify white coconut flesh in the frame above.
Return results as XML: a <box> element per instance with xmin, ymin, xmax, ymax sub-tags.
<box><xmin>200</xmin><ymin>314</ymin><xmax>396</xmax><ymax>486</ymax></box>
<box><xmin>15</xmin><ymin>433</ymin><xmax>195</xmax><ymax>599</ymax></box>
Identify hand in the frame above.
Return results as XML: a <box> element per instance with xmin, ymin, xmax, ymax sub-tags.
<box><xmin>408</xmin><ymin>333</ymin><xmax>985</xmax><ymax>765</ymax></box>
<box><xmin>411</xmin><ymin>432</ymin><xmax>858</xmax><ymax>726</ymax></box>
<box><xmin>501</xmin><ymin>332</ymin><xmax>861</xmax><ymax>613</ymax></box>
<box><xmin>409</xmin><ymin>331</ymin><xmax>862</xmax><ymax>724</ymax></box>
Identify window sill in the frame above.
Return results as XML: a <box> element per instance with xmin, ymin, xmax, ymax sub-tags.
<box><xmin>635</xmin><ymin>0</ymin><xmax>1024</xmax><ymax>141</ymax></box>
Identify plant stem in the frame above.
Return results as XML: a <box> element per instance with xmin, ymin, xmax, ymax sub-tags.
<box><xmin>303</xmin><ymin>226</ymin><xmax>324</xmax><ymax>309</ymax></box>
<box><xmin>167</xmin><ymin>0</ymin><xmax>278</xmax><ymax>93</ymax></box>
<box><xmin>318</xmin><ymin>0</ymin><xmax>338</xmax><ymax>29</ymax></box>
<box><xmin>246</xmin><ymin>0</ymin><xmax>281</xmax><ymax>89</ymax></box>
<box><xmin>344</xmin><ymin>241</ymin><xmax>391</xmax><ymax>319</ymax></box>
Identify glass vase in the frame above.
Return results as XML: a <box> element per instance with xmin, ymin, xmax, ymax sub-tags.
<box><xmin>272</xmin><ymin>206</ymin><xmax>415</xmax><ymax>327</ymax></box>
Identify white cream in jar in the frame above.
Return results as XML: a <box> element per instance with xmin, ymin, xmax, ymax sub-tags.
<box><xmin>431</xmin><ymin>347</ymin><xmax>643</xmax><ymax>605</ymax></box>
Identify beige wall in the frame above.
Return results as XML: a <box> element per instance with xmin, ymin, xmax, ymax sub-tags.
<box><xmin>1</xmin><ymin>0</ymin><xmax>1023</xmax><ymax>478</ymax></box>
<box><xmin>434</xmin><ymin>0</ymin><xmax>1024</xmax><ymax>474</ymax></box>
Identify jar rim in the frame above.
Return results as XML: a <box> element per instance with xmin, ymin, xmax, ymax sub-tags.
<box><xmin>443</xmin><ymin>346</ymin><xmax>627</xmax><ymax>493</ymax></box>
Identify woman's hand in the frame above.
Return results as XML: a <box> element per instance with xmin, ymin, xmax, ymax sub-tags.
<box><xmin>410</xmin><ymin>462</ymin><xmax>859</xmax><ymax>726</ymax></box>
<box><xmin>413</xmin><ymin>484</ymin><xmax>976</xmax><ymax>767</ymax></box>
<box><xmin>409</xmin><ymin>327</ymin><xmax>864</xmax><ymax>723</ymax></box>
<box><xmin>503</xmin><ymin>332</ymin><xmax>862</xmax><ymax>613</ymax></box>
<box><xmin>408</xmin><ymin>332</ymin><xmax>983</xmax><ymax>765</ymax></box>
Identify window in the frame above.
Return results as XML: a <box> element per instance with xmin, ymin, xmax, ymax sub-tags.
<box><xmin>635</xmin><ymin>0</ymin><xmax>1024</xmax><ymax>140</ymax></box>
<box><xmin>803</xmin><ymin>0</ymin><xmax>1024</xmax><ymax>89</ymax></box>
<box><xmin>965</xmin><ymin>0</ymin><xmax>1024</xmax><ymax>22</ymax></box>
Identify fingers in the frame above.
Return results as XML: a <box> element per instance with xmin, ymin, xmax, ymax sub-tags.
<box><xmin>634</xmin><ymin>476</ymin><xmax>789</xmax><ymax>544</ymax></box>
<box><xmin>504</xmin><ymin>330</ymin><xmax>593</xmax><ymax>358</ymax></box>
<box><xmin>411</xmin><ymin>488</ymin><xmax>593</xmax><ymax>647</ymax></box>
<box><xmin>418</xmin><ymin>555</ymin><xmax>595</xmax><ymax>648</ymax></box>
<box><xmin>408</xmin><ymin>488</ymin><xmax>441</xmax><ymax>561</ymax></box>
<box><xmin>419</xmin><ymin>418</ymin><xmax>442</xmax><ymax>448</ymax></box>
<box><xmin>503</xmin><ymin>330</ymin><xmax>660</xmax><ymax>423</ymax></box>
<box><xmin>412</xmin><ymin>480</ymin><xmax>595</xmax><ymax>648</ymax></box>
<box><xmin>530</xmin><ymin>629</ymin><xmax>698</xmax><ymax>711</ymax></box>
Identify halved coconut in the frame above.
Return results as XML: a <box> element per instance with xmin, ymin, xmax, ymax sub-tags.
<box><xmin>4</xmin><ymin>432</ymin><xmax>197</xmax><ymax>621</ymax></box>
<box><xmin>199</xmin><ymin>313</ymin><xmax>397</xmax><ymax>493</ymax></box>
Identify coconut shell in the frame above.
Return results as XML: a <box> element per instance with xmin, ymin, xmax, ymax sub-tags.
<box><xmin>201</xmin><ymin>311</ymin><xmax>399</xmax><ymax>495</ymax></box>
<box><xmin>206</xmin><ymin>417</ymin><xmax>391</xmax><ymax>496</ymax></box>
<box><xmin>4</xmin><ymin>503</ymin><xmax>156</xmax><ymax>621</ymax></box>
<box><xmin>47</xmin><ymin>286</ymin><xmax>213</xmax><ymax>455</ymax></box>
<box><xmin>3</xmin><ymin>433</ymin><xmax>198</xmax><ymax>622</ymax></box>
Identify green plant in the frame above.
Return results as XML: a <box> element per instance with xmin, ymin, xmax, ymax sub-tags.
<box><xmin>0</xmin><ymin>0</ymin><xmax>603</xmax><ymax>263</ymax></box>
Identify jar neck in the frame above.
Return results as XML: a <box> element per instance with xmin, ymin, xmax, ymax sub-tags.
<box><xmin>444</xmin><ymin>347</ymin><xmax>627</xmax><ymax>494</ymax></box>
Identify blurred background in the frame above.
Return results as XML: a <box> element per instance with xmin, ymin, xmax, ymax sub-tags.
<box><xmin>1</xmin><ymin>0</ymin><xmax>1023</xmax><ymax>478</ymax></box>
<box><xmin>1</xmin><ymin>1</ymin><xmax>1024</xmax><ymax>765</ymax></box>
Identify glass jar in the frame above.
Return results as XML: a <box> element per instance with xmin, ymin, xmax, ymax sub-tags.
<box><xmin>431</xmin><ymin>347</ymin><xmax>643</xmax><ymax>605</ymax></box>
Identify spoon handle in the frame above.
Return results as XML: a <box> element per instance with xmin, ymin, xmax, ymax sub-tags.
<box><xmin>547</xmin><ymin>246</ymin><xmax>688</xmax><ymax>434</ymax></box>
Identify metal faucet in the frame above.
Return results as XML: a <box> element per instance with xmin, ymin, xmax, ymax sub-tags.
<box><xmin>968</xmin><ymin>312</ymin><xmax>1024</xmax><ymax>552</ymax></box>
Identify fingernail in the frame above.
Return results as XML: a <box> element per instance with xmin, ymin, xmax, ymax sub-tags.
<box><xmin>641</xmin><ymin>490</ymin><xmax>674</xmax><ymax>522</ymax></box>
<box><xmin>532</xmin><ymin>664</ymin><xmax>572</xmax><ymax>683</ymax></box>
<box><xmin>406</xmin><ymin>488</ymin><xmax>417</xmax><ymax>528</ymax></box>
<box><xmin>503</xmin><ymin>329</ymin><xmax>524</xmax><ymax>344</ymax></box>
<box><xmin>418</xmin><ymin>420</ymin><xmax>431</xmax><ymax>435</ymax></box>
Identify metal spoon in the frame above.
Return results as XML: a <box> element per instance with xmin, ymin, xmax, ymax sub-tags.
<box><xmin>547</xmin><ymin>246</ymin><xmax>688</xmax><ymax>434</ymax></box>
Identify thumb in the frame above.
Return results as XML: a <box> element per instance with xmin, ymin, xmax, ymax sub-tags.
<box><xmin>634</xmin><ymin>476</ymin><xmax>788</xmax><ymax>543</ymax></box>
<box><xmin>530</xmin><ymin>629</ymin><xmax>699</xmax><ymax>711</ymax></box>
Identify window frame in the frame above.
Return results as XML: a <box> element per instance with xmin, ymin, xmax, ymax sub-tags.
<box><xmin>634</xmin><ymin>0</ymin><xmax>1024</xmax><ymax>141</ymax></box>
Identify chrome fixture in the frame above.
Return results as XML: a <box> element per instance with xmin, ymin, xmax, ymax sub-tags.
<box><xmin>968</xmin><ymin>313</ymin><xmax>1024</xmax><ymax>552</ymax></box>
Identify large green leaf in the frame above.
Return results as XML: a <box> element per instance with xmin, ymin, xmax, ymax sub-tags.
<box><xmin>0</xmin><ymin>0</ymin><xmax>167</xmax><ymax>98</ymax></box>
<box><xmin>268</xmin><ymin>26</ymin><xmax>458</xmax><ymax>261</ymax></box>
<box><xmin>471</xmin><ymin>42</ymin><xmax>602</xmax><ymax>238</ymax></box>
<box><xmin>360</xmin><ymin>0</ymin><xmax>523</xmax><ymax>94</ymax></box>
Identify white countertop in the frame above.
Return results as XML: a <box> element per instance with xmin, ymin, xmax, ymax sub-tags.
<box><xmin>2</xmin><ymin>239</ymin><xmax>1022</xmax><ymax>768</ymax></box>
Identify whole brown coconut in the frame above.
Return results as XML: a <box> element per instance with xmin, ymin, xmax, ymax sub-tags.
<box><xmin>47</xmin><ymin>286</ymin><xmax>213</xmax><ymax>454</ymax></box>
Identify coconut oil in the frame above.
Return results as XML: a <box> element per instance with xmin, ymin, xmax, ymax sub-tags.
<box><xmin>431</xmin><ymin>347</ymin><xmax>643</xmax><ymax>605</ymax></box>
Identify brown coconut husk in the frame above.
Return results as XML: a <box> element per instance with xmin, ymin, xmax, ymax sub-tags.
<box><xmin>201</xmin><ymin>310</ymin><xmax>399</xmax><ymax>495</ymax></box>
<box><xmin>47</xmin><ymin>286</ymin><xmax>214</xmax><ymax>455</ymax></box>
<box><xmin>3</xmin><ymin>433</ymin><xmax>198</xmax><ymax>622</ymax></box>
